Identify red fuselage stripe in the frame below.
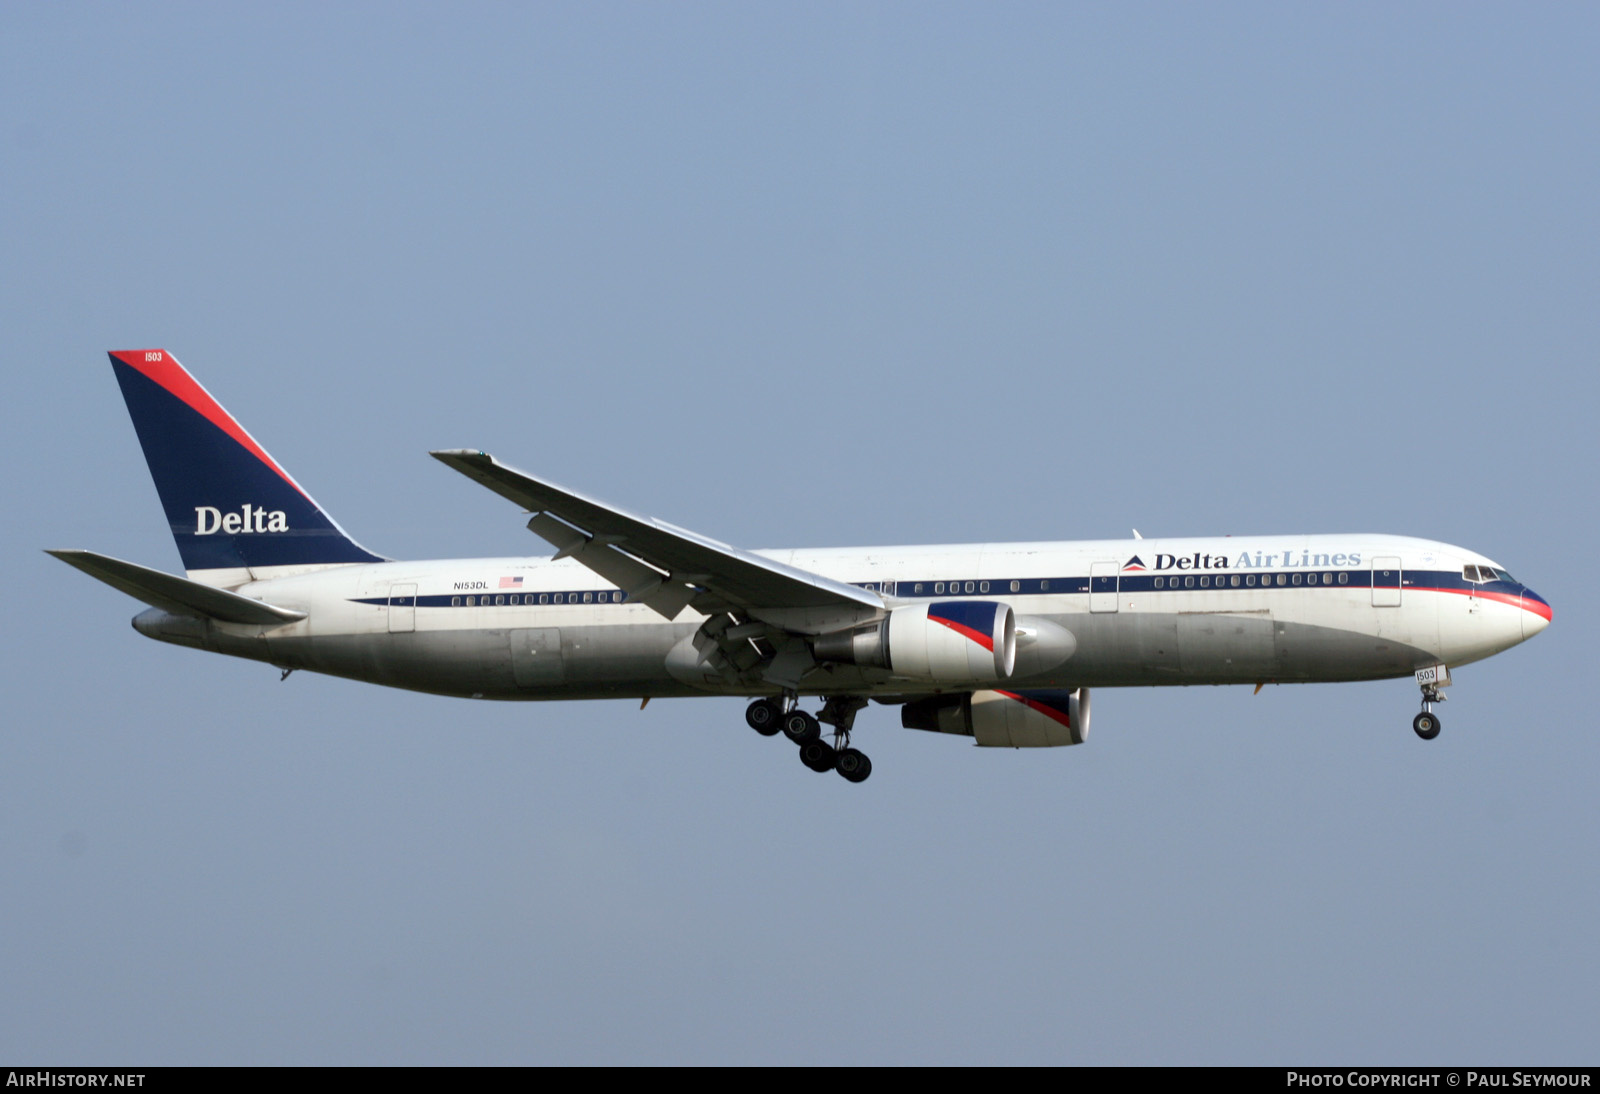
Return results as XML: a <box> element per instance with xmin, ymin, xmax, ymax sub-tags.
<box><xmin>1413</xmin><ymin>585</ymin><xmax>1553</xmax><ymax>622</ymax></box>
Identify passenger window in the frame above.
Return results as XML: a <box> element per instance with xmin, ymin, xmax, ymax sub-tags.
<box><xmin>1292</xmin><ymin>573</ymin><xmax>1302</xmax><ymax>585</ymax></box>
<box><xmin>492</xmin><ymin>595</ymin><xmax>501</xmax><ymax>605</ymax></box>
<box><xmin>583</xmin><ymin>592</ymin><xmax>592</xmax><ymax>603</ymax></box>
<box><xmin>539</xmin><ymin>594</ymin><xmax>548</xmax><ymax>604</ymax></box>
<box><xmin>1155</xmin><ymin>577</ymin><xmax>1164</xmax><ymax>589</ymax></box>
<box><xmin>465</xmin><ymin>596</ymin><xmax>475</xmax><ymax>606</ymax></box>
<box><xmin>1231</xmin><ymin>575</ymin><xmax>1240</xmax><ymax>587</ymax></box>
<box><xmin>452</xmin><ymin>596</ymin><xmax>461</xmax><ymax>607</ymax></box>
<box><xmin>980</xmin><ymin>581</ymin><xmax>989</xmax><ymax>593</ymax></box>
<box><xmin>554</xmin><ymin>594</ymin><xmax>564</xmax><ymax>604</ymax></box>
<box><xmin>1338</xmin><ymin>573</ymin><xmax>1348</xmax><ymax>585</ymax></box>
<box><xmin>1010</xmin><ymin>580</ymin><xmax>1020</xmax><ymax>593</ymax></box>
<box><xmin>934</xmin><ymin>583</ymin><xmax>944</xmax><ymax>594</ymax></box>
<box><xmin>1185</xmin><ymin>576</ymin><xmax>1194</xmax><ymax>588</ymax></box>
<box><xmin>914</xmin><ymin>583</ymin><xmax>924</xmax><ymax>594</ymax></box>
<box><xmin>1246</xmin><ymin>575</ymin><xmax>1256</xmax><ymax>587</ymax></box>
<box><xmin>1200</xmin><ymin>575</ymin><xmax>1209</xmax><ymax>588</ymax></box>
<box><xmin>1041</xmin><ymin>580</ymin><xmax>1050</xmax><ymax>591</ymax></box>
<box><xmin>965</xmin><ymin>581</ymin><xmax>975</xmax><ymax>594</ymax></box>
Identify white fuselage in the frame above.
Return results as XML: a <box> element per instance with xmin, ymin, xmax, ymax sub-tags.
<box><xmin>134</xmin><ymin>533</ymin><xmax>1550</xmax><ymax>702</ymax></box>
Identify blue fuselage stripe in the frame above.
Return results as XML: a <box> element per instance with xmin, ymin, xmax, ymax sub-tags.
<box><xmin>350</xmin><ymin>568</ymin><xmax>1517</xmax><ymax>609</ymax></box>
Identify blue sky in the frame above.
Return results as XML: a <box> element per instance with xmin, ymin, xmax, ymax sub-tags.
<box><xmin>4</xmin><ymin>3</ymin><xmax>1596</xmax><ymax>1064</ymax></box>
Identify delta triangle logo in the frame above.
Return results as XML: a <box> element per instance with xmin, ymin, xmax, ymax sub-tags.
<box><xmin>1122</xmin><ymin>555</ymin><xmax>1147</xmax><ymax>572</ymax></box>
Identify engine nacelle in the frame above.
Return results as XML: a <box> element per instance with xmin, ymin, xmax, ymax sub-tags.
<box><xmin>901</xmin><ymin>688</ymin><xmax>1091</xmax><ymax>747</ymax></box>
<box><xmin>813</xmin><ymin>601</ymin><xmax>1016</xmax><ymax>684</ymax></box>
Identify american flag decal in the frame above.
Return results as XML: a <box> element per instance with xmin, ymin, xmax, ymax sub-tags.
<box><xmin>499</xmin><ymin>576</ymin><xmax>524</xmax><ymax>588</ymax></box>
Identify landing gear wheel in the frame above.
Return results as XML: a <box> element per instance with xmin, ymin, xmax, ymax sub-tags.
<box><xmin>799</xmin><ymin>739</ymin><xmax>837</xmax><ymax>772</ymax></box>
<box><xmin>1413</xmin><ymin>711</ymin><xmax>1441</xmax><ymax>740</ymax></box>
<box><xmin>745</xmin><ymin>698</ymin><xmax>782</xmax><ymax>736</ymax></box>
<box><xmin>782</xmin><ymin>710</ymin><xmax>821</xmax><ymax>745</ymax></box>
<box><xmin>835</xmin><ymin>748</ymin><xmax>872</xmax><ymax>783</ymax></box>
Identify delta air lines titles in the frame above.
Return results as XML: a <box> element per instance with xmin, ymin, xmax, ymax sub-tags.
<box><xmin>1126</xmin><ymin>548</ymin><xmax>1365</xmax><ymax>572</ymax></box>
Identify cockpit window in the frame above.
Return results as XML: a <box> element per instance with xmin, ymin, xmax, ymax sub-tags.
<box><xmin>1465</xmin><ymin>564</ymin><xmax>1518</xmax><ymax>584</ymax></box>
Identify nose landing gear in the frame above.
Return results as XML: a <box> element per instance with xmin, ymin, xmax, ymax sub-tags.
<box><xmin>744</xmin><ymin>694</ymin><xmax>873</xmax><ymax>782</ymax></box>
<box><xmin>1412</xmin><ymin>664</ymin><xmax>1449</xmax><ymax>740</ymax></box>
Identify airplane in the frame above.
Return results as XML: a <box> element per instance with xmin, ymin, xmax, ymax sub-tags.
<box><xmin>50</xmin><ymin>349</ymin><xmax>1552</xmax><ymax>783</ymax></box>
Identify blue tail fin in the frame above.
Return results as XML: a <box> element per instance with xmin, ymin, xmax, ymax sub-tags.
<box><xmin>109</xmin><ymin>349</ymin><xmax>384</xmax><ymax>574</ymax></box>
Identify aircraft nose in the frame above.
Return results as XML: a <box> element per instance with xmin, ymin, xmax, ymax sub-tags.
<box><xmin>1520</xmin><ymin>585</ymin><xmax>1552</xmax><ymax>640</ymax></box>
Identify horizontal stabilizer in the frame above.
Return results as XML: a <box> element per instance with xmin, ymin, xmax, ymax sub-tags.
<box><xmin>46</xmin><ymin>550</ymin><xmax>307</xmax><ymax>625</ymax></box>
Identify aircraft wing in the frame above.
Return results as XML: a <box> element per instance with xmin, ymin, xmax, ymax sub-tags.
<box><xmin>430</xmin><ymin>450</ymin><xmax>883</xmax><ymax>628</ymax></box>
<box><xmin>47</xmin><ymin>549</ymin><xmax>307</xmax><ymax>625</ymax></box>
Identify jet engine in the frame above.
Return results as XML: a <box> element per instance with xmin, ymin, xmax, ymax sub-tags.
<box><xmin>813</xmin><ymin>601</ymin><xmax>1016</xmax><ymax>684</ymax></box>
<box><xmin>901</xmin><ymin>688</ymin><xmax>1091</xmax><ymax>747</ymax></box>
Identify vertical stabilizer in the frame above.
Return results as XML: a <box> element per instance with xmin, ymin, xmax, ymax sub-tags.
<box><xmin>108</xmin><ymin>349</ymin><xmax>384</xmax><ymax>579</ymax></box>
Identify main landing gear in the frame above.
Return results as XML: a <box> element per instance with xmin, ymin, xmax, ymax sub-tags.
<box><xmin>744</xmin><ymin>695</ymin><xmax>872</xmax><ymax>783</ymax></box>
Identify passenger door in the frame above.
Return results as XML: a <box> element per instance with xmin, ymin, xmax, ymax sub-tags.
<box><xmin>1371</xmin><ymin>558</ymin><xmax>1402</xmax><ymax>608</ymax></box>
<box><xmin>1090</xmin><ymin>562</ymin><xmax>1120</xmax><ymax>613</ymax></box>
<box><xmin>388</xmin><ymin>583</ymin><xmax>417</xmax><ymax>633</ymax></box>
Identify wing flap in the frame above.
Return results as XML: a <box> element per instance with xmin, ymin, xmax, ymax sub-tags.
<box><xmin>526</xmin><ymin>512</ymin><xmax>691</xmax><ymax>619</ymax></box>
<box><xmin>47</xmin><ymin>550</ymin><xmax>307</xmax><ymax>625</ymax></box>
